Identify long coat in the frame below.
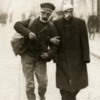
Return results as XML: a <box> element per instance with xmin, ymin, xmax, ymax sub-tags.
<box><xmin>14</xmin><ymin>17</ymin><xmax>58</xmax><ymax>59</ymax></box>
<box><xmin>54</xmin><ymin>17</ymin><xmax>90</xmax><ymax>92</ymax></box>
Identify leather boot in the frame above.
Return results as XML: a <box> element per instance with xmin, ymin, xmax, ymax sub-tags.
<box><xmin>26</xmin><ymin>88</ymin><xmax>36</xmax><ymax>100</ymax></box>
<box><xmin>38</xmin><ymin>87</ymin><xmax>46</xmax><ymax>100</ymax></box>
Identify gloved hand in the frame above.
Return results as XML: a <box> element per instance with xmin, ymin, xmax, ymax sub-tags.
<box><xmin>29</xmin><ymin>32</ymin><xmax>36</xmax><ymax>40</ymax></box>
<box><xmin>40</xmin><ymin>52</ymin><xmax>49</xmax><ymax>59</ymax></box>
<box><xmin>50</xmin><ymin>36</ymin><xmax>60</xmax><ymax>45</ymax></box>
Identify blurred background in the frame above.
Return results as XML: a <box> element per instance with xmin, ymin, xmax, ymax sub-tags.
<box><xmin>0</xmin><ymin>0</ymin><xmax>100</xmax><ymax>22</ymax></box>
<box><xmin>0</xmin><ymin>0</ymin><xmax>100</xmax><ymax>100</ymax></box>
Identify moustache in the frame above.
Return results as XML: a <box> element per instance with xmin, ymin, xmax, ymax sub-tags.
<box><xmin>42</xmin><ymin>17</ymin><xmax>48</xmax><ymax>21</ymax></box>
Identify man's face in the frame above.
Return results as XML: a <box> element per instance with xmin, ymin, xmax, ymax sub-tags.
<box><xmin>63</xmin><ymin>8</ymin><xmax>73</xmax><ymax>20</ymax></box>
<box><xmin>41</xmin><ymin>11</ymin><xmax>52</xmax><ymax>22</ymax></box>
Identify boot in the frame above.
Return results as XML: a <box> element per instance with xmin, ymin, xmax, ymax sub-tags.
<box><xmin>38</xmin><ymin>87</ymin><xmax>46</xmax><ymax>100</ymax></box>
<box><xmin>26</xmin><ymin>88</ymin><xmax>36</xmax><ymax>100</ymax></box>
<box><xmin>39</xmin><ymin>95</ymin><xmax>45</xmax><ymax>100</ymax></box>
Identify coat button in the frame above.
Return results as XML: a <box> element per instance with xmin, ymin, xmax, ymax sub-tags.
<box><xmin>41</xmin><ymin>42</ymin><xmax>44</xmax><ymax>45</ymax></box>
<box><xmin>20</xmin><ymin>45</ymin><xmax>22</xmax><ymax>48</ymax></box>
<box><xmin>22</xmin><ymin>42</ymin><xmax>24</xmax><ymax>44</ymax></box>
<box><xmin>47</xmin><ymin>36</ymin><xmax>50</xmax><ymax>38</ymax></box>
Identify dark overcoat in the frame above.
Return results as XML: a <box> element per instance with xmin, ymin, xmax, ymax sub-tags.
<box><xmin>87</xmin><ymin>15</ymin><xmax>99</xmax><ymax>32</ymax></box>
<box><xmin>54</xmin><ymin>17</ymin><xmax>90</xmax><ymax>92</ymax></box>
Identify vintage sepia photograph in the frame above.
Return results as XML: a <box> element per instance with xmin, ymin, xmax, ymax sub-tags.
<box><xmin>0</xmin><ymin>0</ymin><xmax>100</xmax><ymax>100</ymax></box>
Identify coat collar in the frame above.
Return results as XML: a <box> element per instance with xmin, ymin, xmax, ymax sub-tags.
<box><xmin>59</xmin><ymin>17</ymin><xmax>76</xmax><ymax>32</ymax></box>
<box><xmin>36</xmin><ymin>17</ymin><xmax>49</xmax><ymax>34</ymax></box>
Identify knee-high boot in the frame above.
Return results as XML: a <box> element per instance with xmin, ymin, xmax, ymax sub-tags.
<box><xmin>38</xmin><ymin>87</ymin><xmax>46</xmax><ymax>100</ymax></box>
<box><xmin>26</xmin><ymin>88</ymin><xmax>36</xmax><ymax>100</ymax></box>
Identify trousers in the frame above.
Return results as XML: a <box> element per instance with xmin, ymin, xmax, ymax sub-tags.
<box><xmin>21</xmin><ymin>54</ymin><xmax>48</xmax><ymax>92</ymax></box>
<box><xmin>60</xmin><ymin>89</ymin><xmax>79</xmax><ymax>100</ymax></box>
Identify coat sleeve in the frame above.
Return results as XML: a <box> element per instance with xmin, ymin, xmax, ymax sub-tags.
<box><xmin>47</xmin><ymin>23</ymin><xmax>59</xmax><ymax>58</ymax></box>
<box><xmin>80</xmin><ymin>20</ymin><xmax>90</xmax><ymax>63</ymax></box>
<box><xmin>14</xmin><ymin>19</ymin><xmax>31</xmax><ymax>38</ymax></box>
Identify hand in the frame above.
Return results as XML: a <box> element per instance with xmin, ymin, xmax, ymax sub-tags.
<box><xmin>29</xmin><ymin>32</ymin><xmax>36</xmax><ymax>40</ymax></box>
<box><xmin>40</xmin><ymin>52</ymin><xmax>49</xmax><ymax>59</ymax></box>
<box><xmin>50</xmin><ymin>36</ymin><xmax>60</xmax><ymax>45</ymax></box>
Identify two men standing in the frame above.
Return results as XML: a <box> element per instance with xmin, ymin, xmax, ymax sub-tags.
<box><xmin>13</xmin><ymin>2</ymin><xmax>90</xmax><ymax>100</ymax></box>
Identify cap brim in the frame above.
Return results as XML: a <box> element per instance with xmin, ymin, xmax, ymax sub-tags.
<box><xmin>41</xmin><ymin>8</ymin><xmax>53</xmax><ymax>13</ymax></box>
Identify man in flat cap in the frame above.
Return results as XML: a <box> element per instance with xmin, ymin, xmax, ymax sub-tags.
<box><xmin>51</xmin><ymin>2</ymin><xmax>90</xmax><ymax>100</ymax></box>
<box><xmin>14</xmin><ymin>2</ymin><xmax>58</xmax><ymax>100</ymax></box>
